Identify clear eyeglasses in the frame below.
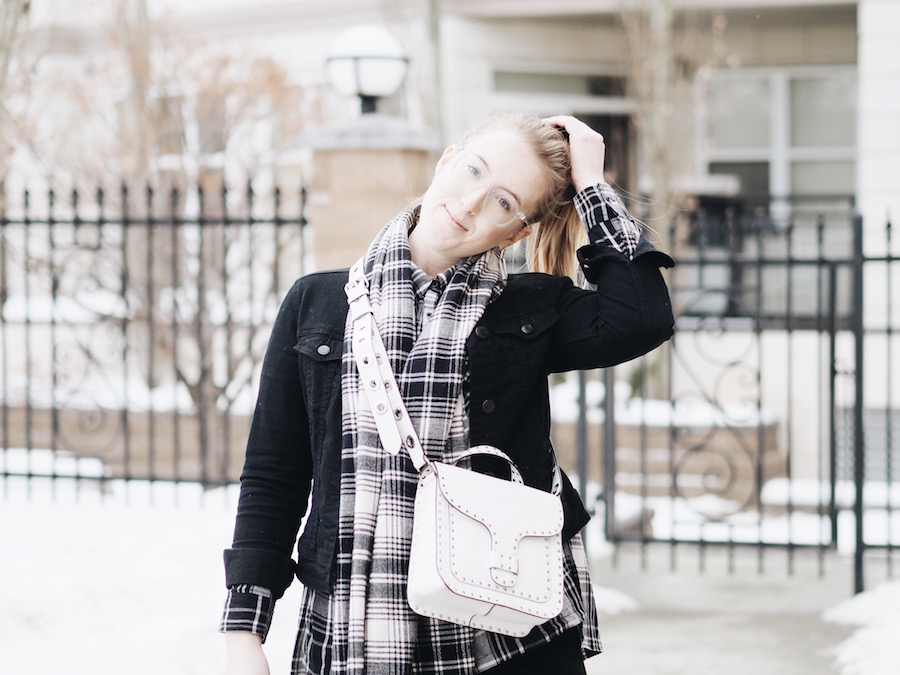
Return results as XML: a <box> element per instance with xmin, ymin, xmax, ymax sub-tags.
<box><xmin>451</xmin><ymin>152</ymin><xmax>528</xmax><ymax>228</ymax></box>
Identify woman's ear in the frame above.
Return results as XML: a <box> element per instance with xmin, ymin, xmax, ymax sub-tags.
<box><xmin>499</xmin><ymin>225</ymin><xmax>532</xmax><ymax>251</ymax></box>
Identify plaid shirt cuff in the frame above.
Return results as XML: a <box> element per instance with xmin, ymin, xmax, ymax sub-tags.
<box><xmin>219</xmin><ymin>584</ymin><xmax>274</xmax><ymax>642</ymax></box>
<box><xmin>574</xmin><ymin>183</ymin><xmax>641</xmax><ymax>260</ymax></box>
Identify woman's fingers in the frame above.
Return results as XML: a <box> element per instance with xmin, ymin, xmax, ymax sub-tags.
<box><xmin>542</xmin><ymin>115</ymin><xmax>606</xmax><ymax>193</ymax></box>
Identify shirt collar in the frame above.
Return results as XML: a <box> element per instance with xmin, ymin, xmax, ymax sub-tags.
<box><xmin>410</xmin><ymin>261</ymin><xmax>455</xmax><ymax>302</ymax></box>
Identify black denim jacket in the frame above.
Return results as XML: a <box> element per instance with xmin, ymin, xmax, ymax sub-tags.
<box><xmin>223</xmin><ymin>237</ymin><xmax>674</xmax><ymax>599</ymax></box>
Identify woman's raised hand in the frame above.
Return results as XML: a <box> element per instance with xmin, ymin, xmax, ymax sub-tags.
<box><xmin>542</xmin><ymin>115</ymin><xmax>607</xmax><ymax>194</ymax></box>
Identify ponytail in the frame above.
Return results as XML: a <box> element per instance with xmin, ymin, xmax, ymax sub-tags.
<box><xmin>527</xmin><ymin>201</ymin><xmax>586</xmax><ymax>280</ymax></box>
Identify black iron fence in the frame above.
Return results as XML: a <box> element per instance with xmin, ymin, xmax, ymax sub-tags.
<box><xmin>568</xmin><ymin>193</ymin><xmax>896</xmax><ymax>592</ymax></box>
<box><xmin>0</xmin><ymin>180</ymin><xmax>306</xmax><ymax>495</ymax></box>
<box><xmin>1</xmin><ymin>182</ymin><xmax>896</xmax><ymax>591</ymax></box>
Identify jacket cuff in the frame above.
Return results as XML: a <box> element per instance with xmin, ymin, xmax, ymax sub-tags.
<box><xmin>577</xmin><ymin>235</ymin><xmax>674</xmax><ymax>285</ymax></box>
<box><xmin>223</xmin><ymin>547</ymin><xmax>297</xmax><ymax>600</ymax></box>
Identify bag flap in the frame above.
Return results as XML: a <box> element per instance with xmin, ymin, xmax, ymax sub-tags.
<box><xmin>434</xmin><ymin>462</ymin><xmax>563</xmax><ymax>539</ymax></box>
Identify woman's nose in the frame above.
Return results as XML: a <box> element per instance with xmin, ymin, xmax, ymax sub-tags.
<box><xmin>460</xmin><ymin>186</ymin><xmax>487</xmax><ymax>214</ymax></box>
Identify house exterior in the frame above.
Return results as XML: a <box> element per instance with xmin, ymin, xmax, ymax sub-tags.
<box><xmin>3</xmin><ymin>0</ymin><xmax>898</xmax><ymax>485</ymax></box>
<box><xmin>6</xmin><ymin>1</ymin><xmax>895</xmax><ymax>228</ymax></box>
<box><xmin>5</xmin><ymin>1</ymin><xmax>893</xmax><ymax>206</ymax></box>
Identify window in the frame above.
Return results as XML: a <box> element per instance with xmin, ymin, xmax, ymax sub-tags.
<box><xmin>689</xmin><ymin>67</ymin><xmax>857</xmax><ymax>322</ymax></box>
<box><xmin>156</xmin><ymin>95</ymin><xmax>185</xmax><ymax>157</ymax></box>
<box><xmin>700</xmin><ymin>67</ymin><xmax>856</xmax><ymax>197</ymax></box>
<box><xmin>196</xmin><ymin>92</ymin><xmax>227</xmax><ymax>155</ymax></box>
<box><xmin>490</xmin><ymin>68</ymin><xmax>634</xmax><ymax>192</ymax></box>
<box><xmin>493</xmin><ymin>71</ymin><xmax>626</xmax><ymax>97</ymax></box>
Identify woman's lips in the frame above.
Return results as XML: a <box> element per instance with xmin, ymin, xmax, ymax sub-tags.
<box><xmin>444</xmin><ymin>205</ymin><xmax>468</xmax><ymax>231</ymax></box>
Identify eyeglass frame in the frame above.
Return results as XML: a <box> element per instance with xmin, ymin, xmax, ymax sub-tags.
<box><xmin>449</xmin><ymin>150</ymin><xmax>529</xmax><ymax>229</ymax></box>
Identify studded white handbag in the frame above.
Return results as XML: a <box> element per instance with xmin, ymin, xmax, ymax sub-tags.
<box><xmin>346</xmin><ymin>261</ymin><xmax>565</xmax><ymax>637</ymax></box>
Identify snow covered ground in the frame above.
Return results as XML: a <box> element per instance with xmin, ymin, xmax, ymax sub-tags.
<box><xmin>1</xmin><ymin>475</ymin><xmax>897</xmax><ymax>675</ymax></box>
<box><xmin>823</xmin><ymin>579</ymin><xmax>900</xmax><ymax>675</ymax></box>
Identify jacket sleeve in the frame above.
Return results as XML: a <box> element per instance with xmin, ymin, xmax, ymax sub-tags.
<box><xmin>547</xmin><ymin>183</ymin><xmax>675</xmax><ymax>373</ymax></box>
<box><xmin>223</xmin><ymin>279</ymin><xmax>313</xmax><ymax>599</ymax></box>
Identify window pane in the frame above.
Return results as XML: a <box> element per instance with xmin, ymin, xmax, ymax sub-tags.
<box><xmin>197</xmin><ymin>94</ymin><xmax>227</xmax><ymax>154</ymax></box>
<box><xmin>710</xmin><ymin>161</ymin><xmax>770</xmax><ymax>194</ymax></box>
<box><xmin>495</xmin><ymin>72</ymin><xmax>589</xmax><ymax>94</ymax></box>
<box><xmin>493</xmin><ymin>72</ymin><xmax>626</xmax><ymax>96</ymax></box>
<box><xmin>156</xmin><ymin>96</ymin><xmax>184</xmax><ymax>156</ymax></box>
<box><xmin>708</xmin><ymin>78</ymin><xmax>770</xmax><ymax>149</ymax></box>
<box><xmin>790</xmin><ymin>160</ymin><xmax>855</xmax><ymax>194</ymax></box>
<box><xmin>791</xmin><ymin>74</ymin><xmax>856</xmax><ymax>148</ymax></box>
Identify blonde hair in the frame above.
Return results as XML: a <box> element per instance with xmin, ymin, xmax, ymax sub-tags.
<box><xmin>460</xmin><ymin>111</ymin><xmax>586</xmax><ymax>279</ymax></box>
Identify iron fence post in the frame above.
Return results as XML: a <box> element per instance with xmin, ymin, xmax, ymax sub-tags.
<box><xmin>852</xmin><ymin>212</ymin><xmax>865</xmax><ymax>593</ymax></box>
<box><xmin>603</xmin><ymin>367</ymin><xmax>617</xmax><ymax>541</ymax></box>
<box><xmin>576</xmin><ymin>370</ymin><xmax>588</xmax><ymax>546</ymax></box>
<box><xmin>828</xmin><ymin>263</ymin><xmax>839</xmax><ymax>547</ymax></box>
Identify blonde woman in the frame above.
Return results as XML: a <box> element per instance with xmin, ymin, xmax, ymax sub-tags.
<box><xmin>221</xmin><ymin>112</ymin><xmax>674</xmax><ymax>675</ymax></box>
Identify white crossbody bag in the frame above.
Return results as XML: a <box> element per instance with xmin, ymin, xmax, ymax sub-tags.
<box><xmin>345</xmin><ymin>261</ymin><xmax>565</xmax><ymax>637</ymax></box>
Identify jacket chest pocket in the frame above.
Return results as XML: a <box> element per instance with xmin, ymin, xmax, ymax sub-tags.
<box><xmin>294</xmin><ymin>332</ymin><xmax>343</xmax><ymax>419</ymax></box>
<box><xmin>475</xmin><ymin>306</ymin><xmax>559</xmax><ymax>381</ymax></box>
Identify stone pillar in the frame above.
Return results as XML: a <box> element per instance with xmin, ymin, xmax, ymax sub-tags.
<box><xmin>302</xmin><ymin>115</ymin><xmax>440</xmax><ymax>271</ymax></box>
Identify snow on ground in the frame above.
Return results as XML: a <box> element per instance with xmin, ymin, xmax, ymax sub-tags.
<box><xmin>0</xmin><ymin>475</ymin><xmax>895</xmax><ymax>675</ymax></box>
<box><xmin>0</xmin><ymin>477</ymin><xmax>637</xmax><ymax>675</ymax></box>
<box><xmin>2</xmin><ymin>481</ymin><xmax>240</xmax><ymax>674</ymax></box>
<box><xmin>823</xmin><ymin>579</ymin><xmax>900</xmax><ymax>675</ymax></box>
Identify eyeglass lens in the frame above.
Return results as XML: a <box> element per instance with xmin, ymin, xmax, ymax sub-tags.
<box><xmin>454</xmin><ymin>154</ymin><xmax>523</xmax><ymax>227</ymax></box>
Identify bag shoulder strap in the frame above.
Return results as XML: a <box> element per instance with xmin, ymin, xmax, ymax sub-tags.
<box><xmin>345</xmin><ymin>260</ymin><xmax>429</xmax><ymax>471</ymax></box>
<box><xmin>345</xmin><ymin>259</ymin><xmax>562</xmax><ymax>496</ymax></box>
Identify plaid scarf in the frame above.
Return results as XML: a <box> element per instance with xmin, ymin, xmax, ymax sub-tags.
<box><xmin>303</xmin><ymin>207</ymin><xmax>506</xmax><ymax>674</ymax></box>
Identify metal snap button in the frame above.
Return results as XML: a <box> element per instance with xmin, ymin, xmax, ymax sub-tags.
<box><xmin>481</xmin><ymin>399</ymin><xmax>496</xmax><ymax>414</ymax></box>
<box><xmin>475</xmin><ymin>326</ymin><xmax>490</xmax><ymax>339</ymax></box>
<box><xmin>520</xmin><ymin>323</ymin><xmax>533</xmax><ymax>335</ymax></box>
<box><xmin>317</xmin><ymin>344</ymin><xmax>331</xmax><ymax>356</ymax></box>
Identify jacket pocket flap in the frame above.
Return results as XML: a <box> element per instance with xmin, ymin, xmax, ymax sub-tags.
<box><xmin>294</xmin><ymin>333</ymin><xmax>342</xmax><ymax>361</ymax></box>
<box><xmin>488</xmin><ymin>306</ymin><xmax>559</xmax><ymax>340</ymax></box>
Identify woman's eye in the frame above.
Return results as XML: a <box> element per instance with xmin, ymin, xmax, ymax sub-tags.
<box><xmin>495</xmin><ymin>194</ymin><xmax>512</xmax><ymax>212</ymax></box>
<box><xmin>466</xmin><ymin>164</ymin><xmax>481</xmax><ymax>180</ymax></box>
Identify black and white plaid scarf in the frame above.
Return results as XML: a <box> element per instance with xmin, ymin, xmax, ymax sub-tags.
<box><xmin>301</xmin><ymin>207</ymin><xmax>506</xmax><ymax>674</ymax></box>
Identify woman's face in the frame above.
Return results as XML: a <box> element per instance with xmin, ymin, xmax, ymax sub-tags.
<box><xmin>410</xmin><ymin>128</ymin><xmax>548</xmax><ymax>275</ymax></box>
